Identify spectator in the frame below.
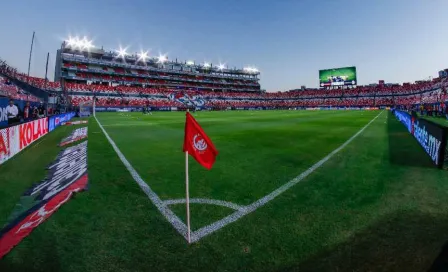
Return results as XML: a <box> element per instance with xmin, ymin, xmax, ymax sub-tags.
<box><xmin>23</xmin><ymin>101</ymin><xmax>31</xmax><ymax>122</ymax></box>
<box><xmin>37</xmin><ymin>104</ymin><xmax>46</xmax><ymax>118</ymax></box>
<box><xmin>6</xmin><ymin>99</ymin><xmax>19</xmax><ymax>126</ymax></box>
<box><xmin>32</xmin><ymin>106</ymin><xmax>38</xmax><ymax>119</ymax></box>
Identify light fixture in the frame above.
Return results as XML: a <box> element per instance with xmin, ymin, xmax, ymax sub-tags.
<box><xmin>158</xmin><ymin>54</ymin><xmax>167</xmax><ymax>63</ymax></box>
<box><xmin>117</xmin><ymin>47</ymin><xmax>128</xmax><ymax>58</ymax></box>
<box><xmin>138</xmin><ymin>51</ymin><xmax>149</xmax><ymax>62</ymax></box>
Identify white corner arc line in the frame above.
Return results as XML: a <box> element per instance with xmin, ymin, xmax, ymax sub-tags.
<box><xmin>94</xmin><ymin>116</ymin><xmax>191</xmax><ymax>240</ymax></box>
<box><xmin>95</xmin><ymin>111</ymin><xmax>383</xmax><ymax>244</ymax></box>
<box><xmin>190</xmin><ymin>111</ymin><xmax>384</xmax><ymax>243</ymax></box>
<box><xmin>164</xmin><ymin>198</ymin><xmax>244</xmax><ymax>211</ymax></box>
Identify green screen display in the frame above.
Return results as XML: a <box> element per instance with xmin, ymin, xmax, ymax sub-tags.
<box><xmin>319</xmin><ymin>66</ymin><xmax>357</xmax><ymax>87</ymax></box>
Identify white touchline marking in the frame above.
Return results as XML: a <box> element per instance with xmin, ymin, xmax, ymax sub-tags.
<box><xmin>97</xmin><ymin>111</ymin><xmax>383</xmax><ymax>244</ymax></box>
<box><xmin>164</xmin><ymin>198</ymin><xmax>244</xmax><ymax>211</ymax></box>
<box><xmin>190</xmin><ymin>111</ymin><xmax>384</xmax><ymax>243</ymax></box>
<box><xmin>94</xmin><ymin>116</ymin><xmax>191</xmax><ymax>240</ymax></box>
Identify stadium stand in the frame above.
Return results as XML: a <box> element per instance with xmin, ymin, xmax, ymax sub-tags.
<box><xmin>1</xmin><ymin>39</ymin><xmax>447</xmax><ymax>111</ymax></box>
<box><xmin>1</xmin><ymin>71</ymin><xmax>446</xmax><ymax>109</ymax></box>
<box><xmin>0</xmin><ymin>76</ymin><xmax>41</xmax><ymax>102</ymax></box>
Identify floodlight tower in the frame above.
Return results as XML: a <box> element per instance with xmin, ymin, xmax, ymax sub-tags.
<box><xmin>27</xmin><ymin>31</ymin><xmax>35</xmax><ymax>82</ymax></box>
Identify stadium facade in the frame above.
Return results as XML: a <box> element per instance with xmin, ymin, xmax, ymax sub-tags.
<box><xmin>54</xmin><ymin>38</ymin><xmax>262</xmax><ymax>93</ymax></box>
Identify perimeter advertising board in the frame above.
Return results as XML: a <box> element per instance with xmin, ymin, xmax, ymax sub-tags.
<box><xmin>394</xmin><ymin>110</ymin><xmax>447</xmax><ymax>168</ymax></box>
<box><xmin>0</xmin><ymin>118</ymin><xmax>48</xmax><ymax>165</ymax></box>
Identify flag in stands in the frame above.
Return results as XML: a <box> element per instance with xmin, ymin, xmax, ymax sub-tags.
<box><xmin>183</xmin><ymin>112</ymin><xmax>218</xmax><ymax>169</ymax></box>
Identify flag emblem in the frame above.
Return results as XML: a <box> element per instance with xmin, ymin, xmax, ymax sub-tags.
<box><xmin>183</xmin><ymin>112</ymin><xmax>218</xmax><ymax>170</ymax></box>
<box><xmin>193</xmin><ymin>134</ymin><xmax>207</xmax><ymax>152</ymax></box>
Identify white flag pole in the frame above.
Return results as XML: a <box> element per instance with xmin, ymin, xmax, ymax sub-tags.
<box><xmin>185</xmin><ymin>150</ymin><xmax>191</xmax><ymax>243</ymax></box>
<box><xmin>185</xmin><ymin>109</ymin><xmax>191</xmax><ymax>243</ymax></box>
<box><xmin>93</xmin><ymin>95</ymin><xmax>96</xmax><ymax>118</ymax></box>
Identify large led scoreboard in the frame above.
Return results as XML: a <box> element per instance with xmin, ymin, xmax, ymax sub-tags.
<box><xmin>319</xmin><ymin>66</ymin><xmax>357</xmax><ymax>87</ymax></box>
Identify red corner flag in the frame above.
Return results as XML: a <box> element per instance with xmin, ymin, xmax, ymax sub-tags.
<box><xmin>183</xmin><ymin>112</ymin><xmax>218</xmax><ymax>170</ymax></box>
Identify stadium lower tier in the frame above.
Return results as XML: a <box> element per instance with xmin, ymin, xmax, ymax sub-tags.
<box><xmin>0</xmin><ymin>76</ymin><xmax>41</xmax><ymax>102</ymax></box>
<box><xmin>69</xmin><ymin>90</ymin><xmax>445</xmax><ymax>108</ymax></box>
<box><xmin>2</xmin><ymin>63</ymin><xmax>446</xmax><ymax>99</ymax></box>
<box><xmin>63</xmin><ymin>82</ymin><xmax>444</xmax><ymax>99</ymax></box>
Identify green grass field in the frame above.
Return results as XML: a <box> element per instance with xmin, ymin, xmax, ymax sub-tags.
<box><xmin>422</xmin><ymin>115</ymin><xmax>448</xmax><ymax>128</ymax></box>
<box><xmin>1</xmin><ymin>110</ymin><xmax>448</xmax><ymax>272</ymax></box>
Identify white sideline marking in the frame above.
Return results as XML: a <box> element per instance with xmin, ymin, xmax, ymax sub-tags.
<box><xmin>94</xmin><ymin>116</ymin><xmax>190</xmax><ymax>240</ymax></box>
<box><xmin>190</xmin><ymin>111</ymin><xmax>384</xmax><ymax>242</ymax></box>
<box><xmin>97</xmin><ymin>111</ymin><xmax>383</xmax><ymax>244</ymax></box>
<box><xmin>164</xmin><ymin>198</ymin><xmax>244</xmax><ymax>211</ymax></box>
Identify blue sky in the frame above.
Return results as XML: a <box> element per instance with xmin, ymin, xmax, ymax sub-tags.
<box><xmin>1</xmin><ymin>0</ymin><xmax>447</xmax><ymax>91</ymax></box>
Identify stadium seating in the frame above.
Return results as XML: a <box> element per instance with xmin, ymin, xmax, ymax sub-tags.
<box><xmin>53</xmin><ymin>79</ymin><xmax>448</xmax><ymax>109</ymax></box>
<box><xmin>2</xmin><ymin>59</ymin><xmax>447</xmax><ymax>109</ymax></box>
<box><xmin>0</xmin><ymin>76</ymin><xmax>41</xmax><ymax>102</ymax></box>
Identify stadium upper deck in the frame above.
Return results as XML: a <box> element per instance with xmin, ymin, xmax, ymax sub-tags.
<box><xmin>54</xmin><ymin>37</ymin><xmax>261</xmax><ymax>93</ymax></box>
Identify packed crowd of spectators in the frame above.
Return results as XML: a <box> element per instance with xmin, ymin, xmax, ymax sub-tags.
<box><xmin>64</xmin><ymin>79</ymin><xmax>447</xmax><ymax>100</ymax></box>
<box><xmin>0</xmin><ymin>76</ymin><xmax>41</xmax><ymax>102</ymax></box>
<box><xmin>2</xmin><ymin>58</ymin><xmax>448</xmax><ymax>110</ymax></box>
<box><xmin>1</xmin><ymin>60</ymin><xmax>61</xmax><ymax>92</ymax></box>
<box><xmin>65</xmin><ymin>77</ymin><xmax>447</xmax><ymax>109</ymax></box>
<box><xmin>68</xmin><ymin>89</ymin><xmax>446</xmax><ymax>109</ymax></box>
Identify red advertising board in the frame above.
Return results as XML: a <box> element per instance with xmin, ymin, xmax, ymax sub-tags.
<box><xmin>19</xmin><ymin>118</ymin><xmax>48</xmax><ymax>150</ymax></box>
<box><xmin>0</xmin><ymin>118</ymin><xmax>48</xmax><ymax>165</ymax></box>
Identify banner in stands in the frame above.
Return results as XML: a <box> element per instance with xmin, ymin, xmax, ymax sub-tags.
<box><xmin>0</xmin><ymin>141</ymin><xmax>88</xmax><ymax>258</ymax></box>
<box><xmin>0</xmin><ymin>118</ymin><xmax>48</xmax><ymax>165</ymax></box>
<box><xmin>393</xmin><ymin>110</ymin><xmax>447</xmax><ymax>168</ymax></box>
<box><xmin>48</xmin><ymin>112</ymin><xmax>76</xmax><ymax>132</ymax></box>
<box><xmin>59</xmin><ymin>127</ymin><xmax>88</xmax><ymax>146</ymax></box>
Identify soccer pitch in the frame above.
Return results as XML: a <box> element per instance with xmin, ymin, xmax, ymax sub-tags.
<box><xmin>1</xmin><ymin>110</ymin><xmax>448</xmax><ymax>271</ymax></box>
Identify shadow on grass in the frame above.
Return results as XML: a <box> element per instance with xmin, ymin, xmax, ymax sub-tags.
<box><xmin>275</xmin><ymin>210</ymin><xmax>448</xmax><ymax>272</ymax></box>
<box><xmin>387</xmin><ymin>111</ymin><xmax>434</xmax><ymax>168</ymax></box>
<box><xmin>0</xmin><ymin>233</ymin><xmax>61</xmax><ymax>272</ymax></box>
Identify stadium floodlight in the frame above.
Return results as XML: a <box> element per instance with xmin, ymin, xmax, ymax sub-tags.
<box><xmin>186</xmin><ymin>60</ymin><xmax>194</xmax><ymax>66</ymax></box>
<box><xmin>117</xmin><ymin>47</ymin><xmax>128</xmax><ymax>58</ymax></box>
<box><xmin>72</xmin><ymin>37</ymin><xmax>84</xmax><ymax>49</ymax></box>
<box><xmin>138</xmin><ymin>51</ymin><xmax>149</xmax><ymax>62</ymax></box>
<box><xmin>203</xmin><ymin>62</ymin><xmax>210</xmax><ymax>68</ymax></box>
<box><xmin>244</xmin><ymin>67</ymin><xmax>258</xmax><ymax>73</ymax></box>
<box><xmin>70</xmin><ymin>36</ymin><xmax>82</xmax><ymax>48</ymax></box>
<box><xmin>66</xmin><ymin>36</ymin><xmax>94</xmax><ymax>50</ymax></box>
<box><xmin>66</xmin><ymin>36</ymin><xmax>77</xmax><ymax>47</ymax></box>
<box><xmin>218</xmin><ymin>63</ymin><xmax>226</xmax><ymax>70</ymax></box>
<box><xmin>157</xmin><ymin>54</ymin><xmax>168</xmax><ymax>63</ymax></box>
<box><xmin>82</xmin><ymin>37</ymin><xmax>94</xmax><ymax>50</ymax></box>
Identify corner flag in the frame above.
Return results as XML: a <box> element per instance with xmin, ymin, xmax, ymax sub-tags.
<box><xmin>183</xmin><ymin>112</ymin><xmax>218</xmax><ymax>169</ymax></box>
<box><xmin>182</xmin><ymin>111</ymin><xmax>218</xmax><ymax>243</ymax></box>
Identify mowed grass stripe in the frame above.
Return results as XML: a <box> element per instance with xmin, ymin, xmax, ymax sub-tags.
<box><xmin>96</xmin><ymin>110</ymin><xmax>379</xmax><ymax>205</ymax></box>
<box><xmin>2</xmin><ymin>111</ymin><xmax>447</xmax><ymax>272</ymax></box>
